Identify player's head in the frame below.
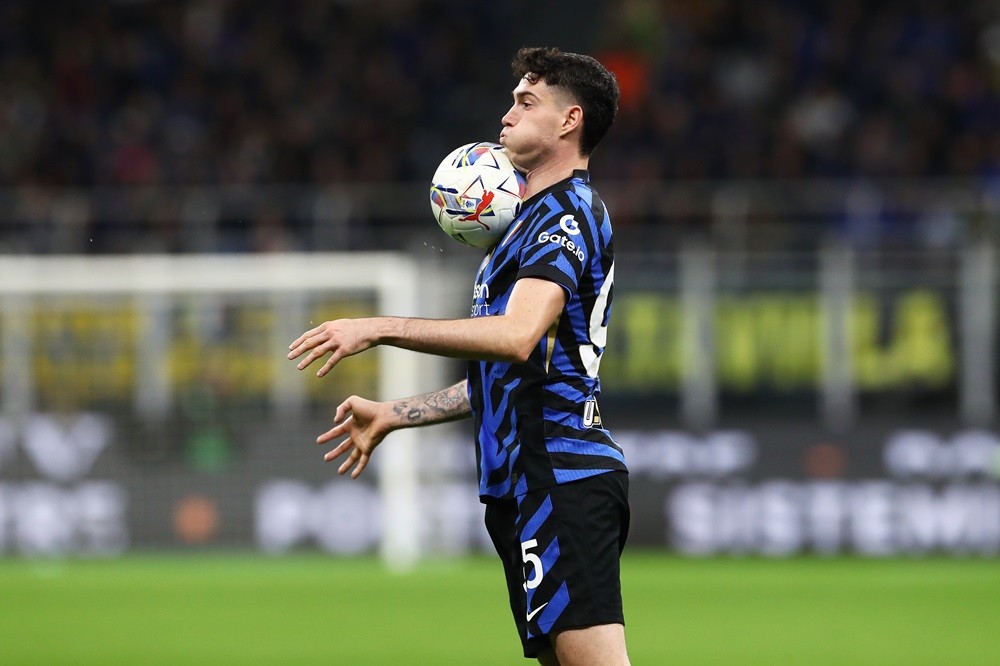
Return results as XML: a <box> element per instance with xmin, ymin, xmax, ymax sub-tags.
<box><xmin>504</xmin><ymin>47</ymin><xmax>619</xmax><ymax>160</ymax></box>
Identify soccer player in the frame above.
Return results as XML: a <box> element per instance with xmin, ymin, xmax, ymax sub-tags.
<box><xmin>288</xmin><ymin>46</ymin><xmax>629</xmax><ymax>666</ymax></box>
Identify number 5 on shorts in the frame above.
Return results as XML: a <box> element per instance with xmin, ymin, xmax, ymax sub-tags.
<box><xmin>521</xmin><ymin>539</ymin><xmax>543</xmax><ymax>591</ymax></box>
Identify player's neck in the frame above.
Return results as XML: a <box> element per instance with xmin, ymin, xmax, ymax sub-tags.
<box><xmin>522</xmin><ymin>153</ymin><xmax>589</xmax><ymax>200</ymax></box>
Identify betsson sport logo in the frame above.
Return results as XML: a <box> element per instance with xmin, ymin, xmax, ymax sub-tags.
<box><xmin>537</xmin><ymin>214</ymin><xmax>585</xmax><ymax>262</ymax></box>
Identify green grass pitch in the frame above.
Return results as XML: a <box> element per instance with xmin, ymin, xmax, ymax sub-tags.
<box><xmin>2</xmin><ymin>552</ymin><xmax>998</xmax><ymax>664</ymax></box>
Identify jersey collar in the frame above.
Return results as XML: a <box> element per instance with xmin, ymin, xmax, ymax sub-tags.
<box><xmin>521</xmin><ymin>169</ymin><xmax>590</xmax><ymax>208</ymax></box>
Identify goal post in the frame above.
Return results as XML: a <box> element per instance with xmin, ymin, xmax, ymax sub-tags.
<box><xmin>0</xmin><ymin>252</ymin><xmax>440</xmax><ymax>569</ymax></box>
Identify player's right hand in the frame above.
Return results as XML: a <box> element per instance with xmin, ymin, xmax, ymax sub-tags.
<box><xmin>287</xmin><ymin>319</ymin><xmax>375</xmax><ymax>377</ymax></box>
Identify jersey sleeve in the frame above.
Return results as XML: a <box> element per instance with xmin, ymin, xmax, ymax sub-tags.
<box><xmin>515</xmin><ymin>197</ymin><xmax>594</xmax><ymax>297</ymax></box>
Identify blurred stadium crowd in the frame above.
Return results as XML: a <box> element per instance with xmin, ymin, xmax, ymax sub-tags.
<box><xmin>0</xmin><ymin>0</ymin><xmax>998</xmax><ymax>250</ymax></box>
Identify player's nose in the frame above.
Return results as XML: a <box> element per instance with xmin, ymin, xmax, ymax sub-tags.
<box><xmin>501</xmin><ymin>106</ymin><xmax>516</xmax><ymax>127</ymax></box>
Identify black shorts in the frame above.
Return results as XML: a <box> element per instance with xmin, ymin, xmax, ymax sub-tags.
<box><xmin>484</xmin><ymin>471</ymin><xmax>630</xmax><ymax>658</ymax></box>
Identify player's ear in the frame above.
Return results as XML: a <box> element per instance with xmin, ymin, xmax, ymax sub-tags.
<box><xmin>560</xmin><ymin>105</ymin><xmax>583</xmax><ymax>137</ymax></box>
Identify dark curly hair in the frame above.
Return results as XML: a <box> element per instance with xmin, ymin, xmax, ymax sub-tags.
<box><xmin>512</xmin><ymin>46</ymin><xmax>620</xmax><ymax>157</ymax></box>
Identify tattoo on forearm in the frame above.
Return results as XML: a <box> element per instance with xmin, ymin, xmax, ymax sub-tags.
<box><xmin>392</xmin><ymin>380</ymin><xmax>470</xmax><ymax>426</ymax></box>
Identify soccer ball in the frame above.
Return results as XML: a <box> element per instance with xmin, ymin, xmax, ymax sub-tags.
<box><xmin>429</xmin><ymin>142</ymin><xmax>527</xmax><ymax>249</ymax></box>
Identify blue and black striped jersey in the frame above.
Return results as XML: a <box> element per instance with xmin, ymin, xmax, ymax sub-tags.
<box><xmin>467</xmin><ymin>169</ymin><xmax>627</xmax><ymax>500</ymax></box>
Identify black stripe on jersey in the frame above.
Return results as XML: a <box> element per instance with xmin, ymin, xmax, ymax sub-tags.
<box><xmin>512</xmin><ymin>363</ymin><xmax>555</xmax><ymax>491</ymax></box>
<box><xmin>517</xmin><ymin>264</ymin><xmax>575</xmax><ymax>295</ymax></box>
<box><xmin>544</xmin><ymin>390</ymin><xmax>594</xmax><ymax>415</ymax></box>
<box><xmin>550</xmin><ymin>450</ymin><xmax>628</xmax><ymax>472</ymax></box>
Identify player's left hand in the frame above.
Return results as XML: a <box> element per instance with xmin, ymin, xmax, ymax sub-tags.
<box><xmin>287</xmin><ymin>319</ymin><xmax>374</xmax><ymax>377</ymax></box>
<box><xmin>317</xmin><ymin>395</ymin><xmax>392</xmax><ymax>478</ymax></box>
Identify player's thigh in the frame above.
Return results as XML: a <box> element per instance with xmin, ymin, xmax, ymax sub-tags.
<box><xmin>551</xmin><ymin>623</ymin><xmax>630</xmax><ymax>666</ymax></box>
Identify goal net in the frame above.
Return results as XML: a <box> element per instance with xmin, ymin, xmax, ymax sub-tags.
<box><xmin>0</xmin><ymin>253</ymin><xmax>481</xmax><ymax>569</ymax></box>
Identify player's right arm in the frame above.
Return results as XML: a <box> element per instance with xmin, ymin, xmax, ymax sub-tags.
<box><xmin>317</xmin><ymin>380</ymin><xmax>470</xmax><ymax>478</ymax></box>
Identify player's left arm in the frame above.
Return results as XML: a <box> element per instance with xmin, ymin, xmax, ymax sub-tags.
<box><xmin>287</xmin><ymin>277</ymin><xmax>566</xmax><ymax>377</ymax></box>
<box><xmin>317</xmin><ymin>380</ymin><xmax>471</xmax><ymax>478</ymax></box>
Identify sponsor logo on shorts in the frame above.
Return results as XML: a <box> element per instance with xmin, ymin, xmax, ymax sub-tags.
<box><xmin>526</xmin><ymin>602</ymin><xmax>549</xmax><ymax>623</ymax></box>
